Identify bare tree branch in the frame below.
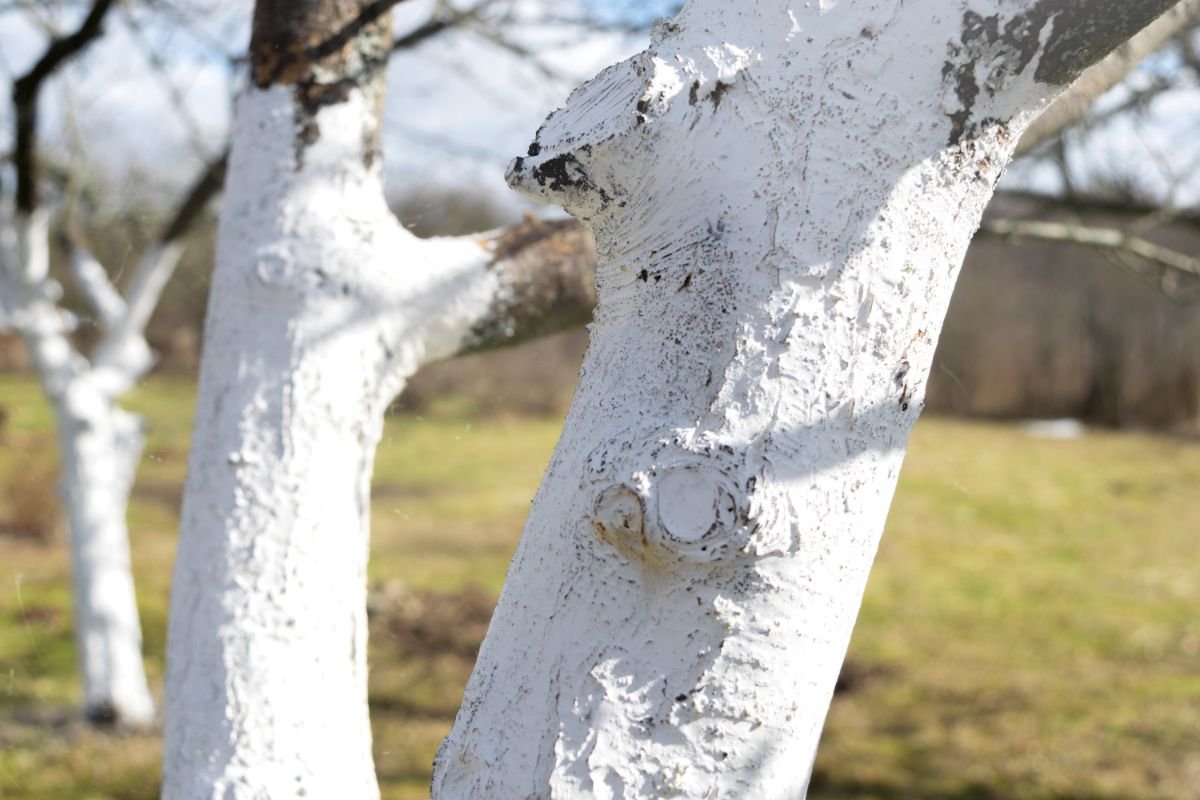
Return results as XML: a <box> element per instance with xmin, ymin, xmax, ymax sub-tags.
<box><xmin>467</xmin><ymin>23</ymin><xmax>571</xmax><ymax>83</ymax></box>
<box><xmin>995</xmin><ymin>189</ymin><xmax>1200</xmax><ymax>227</ymax></box>
<box><xmin>159</xmin><ymin>149</ymin><xmax>228</xmax><ymax>245</ymax></box>
<box><xmin>92</xmin><ymin>149</ymin><xmax>228</xmax><ymax>371</ymax></box>
<box><xmin>306</xmin><ymin>0</ymin><xmax>415</xmax><ymax>63</ymax></box>
<box><xmin>393</xmin><ymin>16</ymin><xmax>457</xmax><ymax>50</ymax></box>
<box><xmin>1015</xmin><ymin>0</ymin><xmax>1200</xmax><ymax>156</ymax></box>
<box><xmin>981</xmin><ymin>217</ymin><xmax>1200</xmax><ymax>278</ymax></box>
<box><xmin>392</xmin><ymin>2</ymin><xmax>491</xmax><ymax>52</ymax></box>
<box><xmin>12</xmin><ymin>0</ymin><xmax>117</xmax><ymax>212</ymax></box>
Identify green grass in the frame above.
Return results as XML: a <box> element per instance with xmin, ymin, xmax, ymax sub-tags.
<box><xmin>1</xmin><ymin>374</ymin><xmax>1198</xmax><ymax>799</ymax></box>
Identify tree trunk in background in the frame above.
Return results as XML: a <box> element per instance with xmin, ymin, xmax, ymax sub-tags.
<box><xmin>433</xmin><ymin>1</ymin><xmax>1180</xmax><ymax>797</ymax></box>
<box><xmin>0</xmin><ymin>211</ymin><xmax>156</xmax><ymax>727</ymax></box>
<box><xmin>56</xmin><ymin>391</ymin><xmax>155</xmax><ymax>726</ymax></box>
<box><xmin>161</xmin><ymin>2</ymin><xmax>598</xmax><ymax>795</ymax></box>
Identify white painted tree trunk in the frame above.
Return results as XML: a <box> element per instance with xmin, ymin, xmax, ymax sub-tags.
<box><xmin>433</xmin><ymin>1</ymin><xmax>1181</xmax><ymax>796</ymax></box>
<box><xmin>159</xmin><ymin>4</ymin><xmax>601</xmax><ymax>780</ymax></box>
<box><xmin>0</xmin><ymin>211</ymin><xmax>161</xmax><ymax>726</ymax></box>
<box><xmin>160</xmin><ymin>77</ymin><xmax>525</xmax><ymax>796</ymax></box>
<box><xmin>56</xmin><ymin>387</ymin><xmax>155</xmax><ymax>725</ymax></box>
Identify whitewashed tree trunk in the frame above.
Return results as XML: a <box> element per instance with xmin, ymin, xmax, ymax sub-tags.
<box><xmin>161</xmin><ymin>4</ymin><xmax>597</xmax><ymax>794</ymax></box>
<box><xmin>4</xmin><ymin>0</ymin><xmax>219</xmax><ymax>723</ymax></box>
<box><xmin>0</xmin><ymin>210</ymin><xmax>161</xmax><ymax>726</ymax></box>
<box><xmin>55</xmin><ymin>385</ymin><xmax>155</xmax><ymax>725</ymax></box>
<box><xmin>433</xmin><ymin>1</ymin><xmax>1181</xmax><ymax>797</ymax></box>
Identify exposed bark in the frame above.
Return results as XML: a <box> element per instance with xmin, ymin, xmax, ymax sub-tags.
<box><xmin>433</xmin><ymin>2</ymin><xmax>1187</xmax><ymax>797</ymax></box>
<box><xmin>461</xmin><ymin>218</ymin><xmax>598</xmax><ymax>355</ymax></box>
<box><xmin>1015</xmin><ymin>0</ymin><xmax>1200</xmax><ymax>156</ymax></box>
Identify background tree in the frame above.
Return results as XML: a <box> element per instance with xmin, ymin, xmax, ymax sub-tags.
<box><xmin>160</xmin><ymin>2</ymin><xmax>598</xmax><ymax>795</ymax></box>
<box><xmin>0</xmin><ymin>0</ymin><xmax>217</xmax><ymax>727</ymax></box>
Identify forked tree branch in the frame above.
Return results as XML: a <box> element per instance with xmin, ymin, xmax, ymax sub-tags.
<box><xmin>68</xmin><ymin>244</ymin><xmax>127</xmax><ymax>330</ymax></box>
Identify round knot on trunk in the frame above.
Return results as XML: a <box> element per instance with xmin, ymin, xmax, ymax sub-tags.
<box><xmin>584</xmin><ymin>428</ymin><xmax>798</xmax><ymax>565</ymax></box>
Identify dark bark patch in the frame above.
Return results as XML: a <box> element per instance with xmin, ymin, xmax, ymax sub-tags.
<box><xmin>530</xmin><ymin>153</ymin><xmax>612</xmax><ymax>206</ymax></box>
<box><xmin>462</xmin><ymin>217</ymin><xmax>597</xmax><ymax>356</ymax></box>
<box><xmin>709</xmin><ymin>80</ymin><xmax>733</xmax><ymax>108</ymax></box>
<box><xmin>942</xmin><ymin>8</ymin><xmax>1053</xmax><ymax>145</ymax></box>
<box><xmin>249</xmin><ymin>0</ymin><xmax>391</xmax><ymax>165</ymax></box>
<box><xmin>944</xmin><ymin>0</ymin><xmax>1180</xmax><ymax>144</ymax></box>
<box><xmin>1033</xmin><ymin>0</ymin><xmax>1180</xmax><ymax>85</ymax></box>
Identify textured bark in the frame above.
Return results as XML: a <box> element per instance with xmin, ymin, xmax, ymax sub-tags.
<box><xmin>461</xmin><ymin>218</ymin><xmax>597</xmax><ymax>355</ymax></box>
<box><xmin>434</xmin><ymin>2</ymin><xmax>1185</xmax><ymax>797</ymax></box>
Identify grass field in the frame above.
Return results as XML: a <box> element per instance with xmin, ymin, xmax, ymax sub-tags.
<box><xmin>1</xmin><ymin>374</ymin><xmax>1198</xmax><ymax>799</ymax></box>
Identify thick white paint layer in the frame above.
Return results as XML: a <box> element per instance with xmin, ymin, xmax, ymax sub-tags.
<box><xmin>434</xmin><ymin>2</ymin><xmax>1093</xmax><ymax>797</ymax></box>
<box><xmin>0</xmin><ymin>210</ymin><xmax>156</xmax><ymax>727</ymax></box>
<box><xmin>162</xmin><ymin>83</ymin><xmax>511</xmax><ymax>798</ymax></box>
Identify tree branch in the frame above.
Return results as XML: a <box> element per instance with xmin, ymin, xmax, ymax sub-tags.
<box><xmin>1031</xmin><ymin>0</ymin><xmax>1186</xmax><ymax>86</ymax></box>
<box><xmin>12</xmin><ymin>0</ymin><xmax>116</xmax><ymax>213</ymax></box>
<box><xmin>67</xmin><ymin>243</ymin><xmax>126</xmax><ymax>330</ymax></box>
<box><xmin>995</xmin><ymin>189</ymin><xmax>1200</xmax><ymax>227</ymax></box>
<box><xmin>391</xmin><ymin>1</ymin><xmax>497</xmax><ymax>54</ymax></box>
<box><xmin>1016</xmin><ymin>0</ymin><xmax>1200</xmax><ymax>156</ymax></box>
<box><xmin>159</xmin><ymin>149</ymin><xmax>228</xmax><ymax>245</ymax></box>
<box><xmin>980</xmin><ymin>216</ymin><xmax>1200</xmax><ymax>279</ymax></box>
<box><xmin>306</xmin><ymin>0</ymin><xmax>414</xmax><ymax>63</ymax></box>
<box><xmin>453</xmin><ymin>217</ymin><xmax>598</xmax><ymax>357</ymax></box>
